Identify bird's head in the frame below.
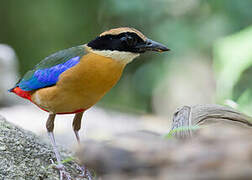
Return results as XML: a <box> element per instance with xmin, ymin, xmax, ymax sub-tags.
<box><xmin>86</xmin><ymin>27</ymin><xmax>169</xmax><ymax>63</ymax></box>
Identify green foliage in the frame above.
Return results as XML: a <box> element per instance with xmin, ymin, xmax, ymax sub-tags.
<box><xmin>1</xmin><ymin>0</ymin><xmax>252</xmax><ymax>113</ymax></box>
<box><xmin>213</xmin><ymin>26</ymin><xmax>252</xmax><ymax>115</ymax></box>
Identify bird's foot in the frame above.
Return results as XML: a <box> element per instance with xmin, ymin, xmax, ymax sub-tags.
<box><xmin>76</xmin><ymin>164</ymin><xmax>93</xmax><ymax>180</ymax></box>
<box><xmin>50</xmin><ymin>159</ymin><xmax>72</xmax><ymax>180</ymax></box>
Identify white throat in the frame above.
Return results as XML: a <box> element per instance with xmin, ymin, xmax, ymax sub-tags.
<box><xmin>85</xmin><ymin>45</ymin><xmax>140</xmax><ymax>64</ymax></box>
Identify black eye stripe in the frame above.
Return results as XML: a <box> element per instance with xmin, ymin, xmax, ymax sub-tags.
<box><xmin>101</xmin><ymin>32</ymin><xmax>144</xmax><ymax>43</ymax></box>
<box><xmin>87</xmin><ymin>32</ymin><xmax>145</xmax><ymax>53</ymax></box>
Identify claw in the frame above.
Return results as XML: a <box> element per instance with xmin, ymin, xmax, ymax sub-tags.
<box><xmin>60</xmin><ymin>170</ymin><xmax>72</xmax><ymax>180</ymax></box>
<box><xmin>50</xmin><ymin>159</ymin><xmax>72</xmax><ymax>180</ymax></box>
<box><xmin>76</xmin><ymin>164</ymin><xmax>92</xmax><ymax>180</ymax></box>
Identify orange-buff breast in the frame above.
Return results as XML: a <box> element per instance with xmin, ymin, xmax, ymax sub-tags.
<box><xmin>30</xmin><ymin>52</ymin><xmax>126</xmax><ymax>114</ymax></box>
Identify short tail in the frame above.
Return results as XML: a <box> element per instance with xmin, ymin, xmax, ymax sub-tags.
<box><xmin>9</xmin><ymin>79</ymin><xmax>21</xmax><ymax>92</ymax></box>
<box><xmin>8</xmin><ymin>87</ymin><xmax>15</xmax><ymax>93</ymax></box>
<box><xmin>9</xmin><ymin>86</ymin><xmax>32</xmax><ymax>101</ymax></box>
<box><xmin>9</xmin><ymin>86</ymin><xmax>50</xmax><ymax>113</ymax></box>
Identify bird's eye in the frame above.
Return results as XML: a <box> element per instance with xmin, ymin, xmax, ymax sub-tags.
<box><xmin>121</xmin><ymin>35</ymin><xmax>137</xmax><ymax>46</ymax></box>
<box><xmin>127</xmin><ymin>36</ymin><xmax>134</xmax><ymax>45</ymax></box>
<box><xmin>120</xmin><ymin>36</ymin><xmax>127</xmax><ymax>42</ymax></box>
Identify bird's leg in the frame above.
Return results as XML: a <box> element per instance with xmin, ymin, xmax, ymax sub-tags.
<box><xmin>72</xmin><ymin>112</ymin><xmax>92</xmax><ymax>179</ymax></box>
<box><xmin>46</xmin><ymin>113</ymin><xmax>71</xmax><ymax>180</ymax></box>
<box><xmin>72</xmin><ymin>112</ymin><xmax>84</xmax><ymax>144</ymax></box>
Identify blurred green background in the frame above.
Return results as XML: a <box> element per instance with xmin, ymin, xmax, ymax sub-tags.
<box><xmin>0</xmin><ymin>0</ymin><xmax>252</xmax><ymax>115</ymax></box>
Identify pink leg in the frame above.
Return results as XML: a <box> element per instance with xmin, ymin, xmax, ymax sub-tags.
<box><xmin>72</xmin><ymin>112</ymin><xmax>92</xmax><ymax>179</ymax></box>
<box><xmin>46</xmin><ymin>114</ymin><xmax>71</xmax><ymax>180</ymax></box>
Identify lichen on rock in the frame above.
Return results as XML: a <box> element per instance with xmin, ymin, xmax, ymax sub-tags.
<box><xmin>0</xmin><ymin>115</ymin><xmax>82</xmax><ymax>180</ymax></box>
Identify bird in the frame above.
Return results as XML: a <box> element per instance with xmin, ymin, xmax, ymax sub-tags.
<box><xmin>9</xmin><ymin>27</ymin><xmax>169</xmax><ymax>179</ymax></box>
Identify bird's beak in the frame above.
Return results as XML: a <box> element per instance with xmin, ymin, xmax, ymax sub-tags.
<box><xmin>136</xmin><ymin>39</ymin><xmax>170</xmax><ymax>52</ymax></box>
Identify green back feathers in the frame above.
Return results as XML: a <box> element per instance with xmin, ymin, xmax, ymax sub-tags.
<box><xmin>21</xmin><ymin>45</ymin><xmax>86</xmax><ymax>82</ymax></box>
<box><xmin>13</xmin><ymin>45</ymin><xmax>87</xmax><ymax>90</ymax></box>
<box><xmin>34</xmin><ymin>45</ymin><xmax>86</xmax><ymax>69</ymax></box>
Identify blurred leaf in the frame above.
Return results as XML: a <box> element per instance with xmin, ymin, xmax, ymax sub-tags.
<box><xmin>214</xmin><ymin>25</ymin><xmax>252</xmax><ymax>115</ymax></box>
<box><xmin>236</xmin><ymin>89</ymin><xmax>252</xmax><ymax>115</ymax></box>
<box><xmin>1</xmin><ymin>0</ymin><xmax>252</xmax><ymax>113</ymax></box>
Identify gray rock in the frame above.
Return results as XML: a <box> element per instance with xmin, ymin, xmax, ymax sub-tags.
<box><xmin>0</xmin><ymin>115</ymin><xmax>84</xmax><ymax>180</ymax></box>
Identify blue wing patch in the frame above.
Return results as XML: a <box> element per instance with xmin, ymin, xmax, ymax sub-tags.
<box><xmin>18</xmin><ymin>56</ymin><xmax>80</xmax><ymax>91</ymax></box>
